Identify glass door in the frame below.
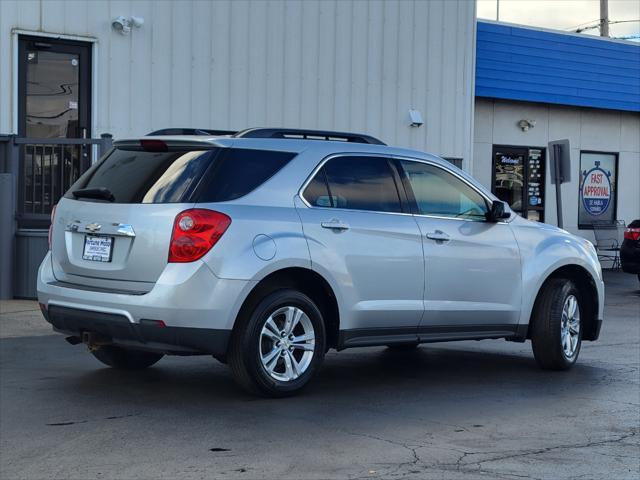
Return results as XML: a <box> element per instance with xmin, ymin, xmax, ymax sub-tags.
<box><xmin>18</xmin><ymin>36</ymin><xmax>91</xmax><ymax>138</ymax></box>
<box><xmin>492</xmin><ymin>146</ymin><xmax>545</xmax><ymax>222</ymax></box>
<box><xmin>17</xmin><ymin>36</ymin><xmax>92</xmax><ymax>225</ymax></box>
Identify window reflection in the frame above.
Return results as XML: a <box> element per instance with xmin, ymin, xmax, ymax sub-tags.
<box><xmin>323</xmin><ymin>157</ymin><xmax>402</xmax><ymax>213</ymax></box>
<box><xmin>400</xmin><ymin>161</ymin><xmax>487</xmax><ymax>219</ymax></box>
<box><xmin>26</xmin><ymin>50</ymin><xmax>80</xmax><ymax>138</ymax></box>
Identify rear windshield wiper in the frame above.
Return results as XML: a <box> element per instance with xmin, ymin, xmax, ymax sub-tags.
<box><xmin>71</xmin><ymin>187</ymin><xmax>115</xmax><ymax>202</ymax></box>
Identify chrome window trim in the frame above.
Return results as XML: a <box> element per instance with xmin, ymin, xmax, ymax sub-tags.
<box><xmin>298</xmin><ymin>152</ymin><xmax>510</xmax><ymax>224</ymax></box>
<box><xmin>298</xmin><ymin>152</ymin><xmax>405</xmax><ymax>215</ymax></box>
<box><xmin>391</xmin><ymin>154</ymin><xmax>494</xmax><ymax>205</ymax></box>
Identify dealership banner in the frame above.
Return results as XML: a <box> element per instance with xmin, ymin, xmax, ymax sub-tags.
<box><xmin>578</xmin><ymin>153</ymin><xmax>617</xmax><ymax>227</ymax></box>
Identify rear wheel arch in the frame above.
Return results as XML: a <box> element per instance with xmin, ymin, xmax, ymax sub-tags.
<box><xmin>231</xmin><ymin>267</ymin><xmax>340</xmax><ymax>351</ymax></box>
<box><xmin>528</xmin><ymin>265</ymin><xmax>599</xmax><ymax>341</ymax></box>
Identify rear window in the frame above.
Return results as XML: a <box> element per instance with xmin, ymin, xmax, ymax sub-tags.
<box><xmin>66</xmin><ymin>147</ymin><xmax>295</xmax><ymax>204</ymax></box>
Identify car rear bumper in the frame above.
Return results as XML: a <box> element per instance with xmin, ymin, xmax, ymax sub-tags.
<box><xmin>37</xmin><ymin>252</ymin><xmax>255</xmax><ymax>354</ymax></box>
<box><xmin>621</xmin><ymin>262</ymin><xmax>640</xmax><ymax>274</ymax></box>
<box><xmin>43</xmin><ymin>304</ymin><xmax>230</xmax><ymax>355</ymax></box>
<box><xmin>621</xmin><ymin>244</ymin><xmax>640</xmax><ymax>273</ymax></box>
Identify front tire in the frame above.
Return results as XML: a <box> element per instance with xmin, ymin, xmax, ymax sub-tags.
<box><xmin>228</xmin><ymin>289</ymin><xmax>326</xmax><ymax>397</ymax></box>
<box><xmin>530</xmin><ymin>278</ymin><xmax>582</xmax><ymax>370</ymax></box>
<box><xmin>91</xmin><ymin>345</ymin><xmax>163</xmax><ymax>370</ymax></box>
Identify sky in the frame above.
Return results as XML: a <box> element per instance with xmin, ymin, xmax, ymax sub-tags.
<box><xmin>477</xmin><ymin>0</ymin><xmax>640</xmax><ymax>40</ymax></box>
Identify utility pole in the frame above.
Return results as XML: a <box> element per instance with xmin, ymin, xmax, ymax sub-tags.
<box><xmin>600</xmin><ymin>0</ymin><xmax>609</xmax><ymax>37</ymax></box>
<box><xmin>496</xmin><ymin>0</ymin><xmax>500</xmax><ymax>22</ymax></box>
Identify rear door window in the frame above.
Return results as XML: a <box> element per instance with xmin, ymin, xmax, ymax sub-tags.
<box><xmin>305</xmin><ymin>156</ymin><xmax>402</xmax><ymax>213</ymax></box>
<box><xmin>66</xmin><ymin>146</ymin><xmax>295</xmax><ymax>204</ymax></box>
<box><xmin>302</xmin><ymin>169</ymin><xmax>333</xmax><ymax>207</ymax></box>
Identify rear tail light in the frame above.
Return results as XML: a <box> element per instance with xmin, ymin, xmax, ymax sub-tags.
<box><xmin>48</xmin><ymin>204</ymin><xmax>57</xmax><ymax>250</ymax></box>
<box><xmin>624</xmin><ymin>227</ymin><xmax>640</xmax><ymax>241</ymax></box>
<box><xmin>168</xmin><ymin>209</ymin><xmax>231</xmax><ymax>263</ymax></box>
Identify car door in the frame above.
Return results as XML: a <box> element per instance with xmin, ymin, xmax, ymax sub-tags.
<box><xmin>396</xmin><ymin>158</ymin><xmax>522</xmax><ymax>339</ymax></box>
<box><xmin>295</xmin><ymin>155</ymin><xmax>424</xmax><ymax>345</ymax></box>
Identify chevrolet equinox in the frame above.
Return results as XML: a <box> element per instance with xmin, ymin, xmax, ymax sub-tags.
<box><xmin>37</xmin><ymin>128</ymin><xmax>605</xmax><ymax>396</ymax></box>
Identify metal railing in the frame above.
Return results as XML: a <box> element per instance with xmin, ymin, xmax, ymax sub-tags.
<box><xmin>0</xmin><ymin>134</ymin><xmax>113</xmax><ymax>228</ymax></box>
<box><xmin>0</xmin><ymin>133</ymin><xmax>112</xmax><ymax>298</ymax></box>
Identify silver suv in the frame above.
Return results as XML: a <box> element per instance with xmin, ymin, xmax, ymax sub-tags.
<box><xmin>37</xmin><ymin>128</ymin><xmax>604</xmax><ymax>396</ymax></box>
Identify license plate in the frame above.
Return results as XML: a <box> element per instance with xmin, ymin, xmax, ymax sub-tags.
<box><xmin>83</xmin><ymin>235</ymin><xmax>114</xmax><ymax>262</ymax></box>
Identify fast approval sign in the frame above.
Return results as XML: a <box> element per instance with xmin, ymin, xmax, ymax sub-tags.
<box><xmin>580</xmin><ymin>161</ymin><xmax>612</xmax><ymax>216</ymax></box>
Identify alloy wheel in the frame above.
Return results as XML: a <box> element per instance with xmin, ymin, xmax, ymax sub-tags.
<box><xmin>560</xmin><ymin>294</ymin><xmax>580</xmax><ymax>358</ymax></box>
<box><xmin>259</xmin><ymin>306</ymin><xmax>315</xmax><ymax>382</ymax></box>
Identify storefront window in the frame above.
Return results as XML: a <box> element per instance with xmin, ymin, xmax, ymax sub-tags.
<box><xmin>492</xmin><ymin>146</ymin><xmax>545</xmax><ymax>222</ymax></box>
<box><xmin>578</xmin><ymin>152</ymin><xmax>618</xmax><ymax>228</ymax></box>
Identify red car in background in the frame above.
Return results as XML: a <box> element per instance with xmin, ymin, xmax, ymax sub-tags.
<box><xmin>621</xmin><ymin>220</ymin><xmax>640</xmax><ymax>285</ymax></box>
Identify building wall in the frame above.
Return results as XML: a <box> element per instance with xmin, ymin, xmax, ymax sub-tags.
<box><xmin>474</xmin><ymin>97</ymin><xmax>640</xmax><ymax>240</ymax></box>
<box><xmin>0</xmin><ymin>0</ymin><xmax>476</xmax><ymax>165</ymax></box>
<box><xmin>476</xmin><ymin>20</ymin><xmax>640</xmax><ymax>113</ymax></box>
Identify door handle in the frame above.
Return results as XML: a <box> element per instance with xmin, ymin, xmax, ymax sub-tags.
<box><xmin>321</xmin><ymin>219</ymin><xmax>350</xmax><ymax>231</ymax></box>
<box><xmin>426</xmin><ymin>230</ymin><xmax>450</xmax><ymax>242</ymax></box>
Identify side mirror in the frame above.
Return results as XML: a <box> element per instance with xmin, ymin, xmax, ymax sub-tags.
<box><xmin>486</xmin><ymin>201</ymin><xmax>510</xmax><ymax>222</ymax></box>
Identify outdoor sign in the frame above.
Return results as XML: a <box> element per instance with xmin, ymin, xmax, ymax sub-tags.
<box><xmin>581</xmin><ymin>162</ymin><xmax>612</xmax><ymax>216</ymax></box>
<box><xmin>548</xmin><ymin>139</ymin><xmax>571</xmax><ymax>184</ymax></box>
<box><xmin>578</xmin><ymin>152</ymin><xmax>617</xmax><ymax>227</ymax></box>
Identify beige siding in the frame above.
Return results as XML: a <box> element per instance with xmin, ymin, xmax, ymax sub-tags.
<box><xmin>0</xmin><ymin>0</ymin><xmax>476</xmax><ymax>165</ymax></box>
<box><xmin>473</xmin><ymin>98</ymin><xmax>640</xmax><ymax>240</ymax></box>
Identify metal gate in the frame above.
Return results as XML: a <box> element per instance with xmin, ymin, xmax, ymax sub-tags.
<box><xmin>0</xmin><ymin>134</ymin><xmax>112</xmax><ymax>298</ymax></box>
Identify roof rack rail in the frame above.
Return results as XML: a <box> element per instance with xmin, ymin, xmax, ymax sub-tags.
<box><xmin>234</xmin><ymin>128</ymin><xmax>386</xmax><ymax>145</ymax></box>
<box><xmin>147</xmin><ymin>128</ymin><xmax>237</xmax><ymax>136</ymax></box>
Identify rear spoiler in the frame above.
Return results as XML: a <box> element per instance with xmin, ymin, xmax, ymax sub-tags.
<box><xmin>147</xmin><ymin>128</ymin><xmax>236</xmax><ymax>136</ymax></box>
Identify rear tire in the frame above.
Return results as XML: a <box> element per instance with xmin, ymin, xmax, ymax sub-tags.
<box><xmin>228</xmin><ymin>289</ymin><xmax>326</xmax><ymax>397</ymax></box>
<box><xmin>91</xmin><ymin>345</ymin><xmax>163</xmax><ymax>370</ymax></box>
<box><xmin>530</xmin><ymin>278</ymin><xmax>582</xmax><ymax>370</ymax></box>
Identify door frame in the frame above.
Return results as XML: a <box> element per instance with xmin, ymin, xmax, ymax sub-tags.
<box><xmin>11</xmin><ymin>30</ymin><xmax>97</xmax><ymax>136</ymax></box>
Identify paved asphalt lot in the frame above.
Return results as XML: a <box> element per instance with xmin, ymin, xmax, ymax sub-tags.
<box><xmin>1</xmin><ymin>271</ymin><xmax>638</xmax><ymax>480</ymax></box>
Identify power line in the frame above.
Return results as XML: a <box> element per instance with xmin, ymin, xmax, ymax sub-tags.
<box><xmin>574</xmin><ymin>18</ymin><xmax>640</xmax><ymax>34</ymax></box>
<box><xmin>565</xmin><ymin>19</ymin><xmax>600</xmax><ymax>31</ymax></box>
<box><xmin>608</xmin><ymin>19</ymin><xmax>640</xmax><ymax>25</ymax></box>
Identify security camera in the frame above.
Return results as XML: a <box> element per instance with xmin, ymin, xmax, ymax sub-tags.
<box><xmin>518</xmin><ymin>119</ymin><xmax>536</xmax><ymax>132</ymax></box>
<box><xmin>130</xmin><ymin>16</ymin><xmax>144</xmax><ymax>28</ymax></box>
<box><xmin>111</xmin><ymin>16</ymin><xmax>131</xmax><ymax>35</ymax></box>
<box><xmin>111</xmin><ymin>16</ymin><xmax>144</xmax><ymax>35</ymax></box>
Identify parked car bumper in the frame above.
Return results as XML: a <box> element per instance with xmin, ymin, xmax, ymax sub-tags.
<box><xmin>37</xmin><ymin>252</ymin><xmax>253</xmax><ymax>355</ymax></box>
<box><xmin>621</xmin><ymin>244</ymin><xmax>640</xmax><ymax>274</ymax></box>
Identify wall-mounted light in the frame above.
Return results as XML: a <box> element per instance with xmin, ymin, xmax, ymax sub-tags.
<box><xmin>112</xmin><ymin>16</ymin><xmax>144</xmax><ymax>35</ymax></box>
<box><xmin>408</xmin><ymin>109</ymin><xmax>424</xmax><ymax>127</ymax></box>
<box><xmin>518</xmin><ymin>119</ymin><xmax>536</xmax><ymax>132</ymax></box>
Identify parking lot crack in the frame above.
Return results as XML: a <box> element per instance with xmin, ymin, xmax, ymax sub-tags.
<box><xmin>454</xmin><ymin>430</ymin><xmax>638</xmax><ymax>469</ymax></box>
<box><xmin>345</xmin><ymin>431</ymin><xmax>422</xmax><ymax>477</ymax></box>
